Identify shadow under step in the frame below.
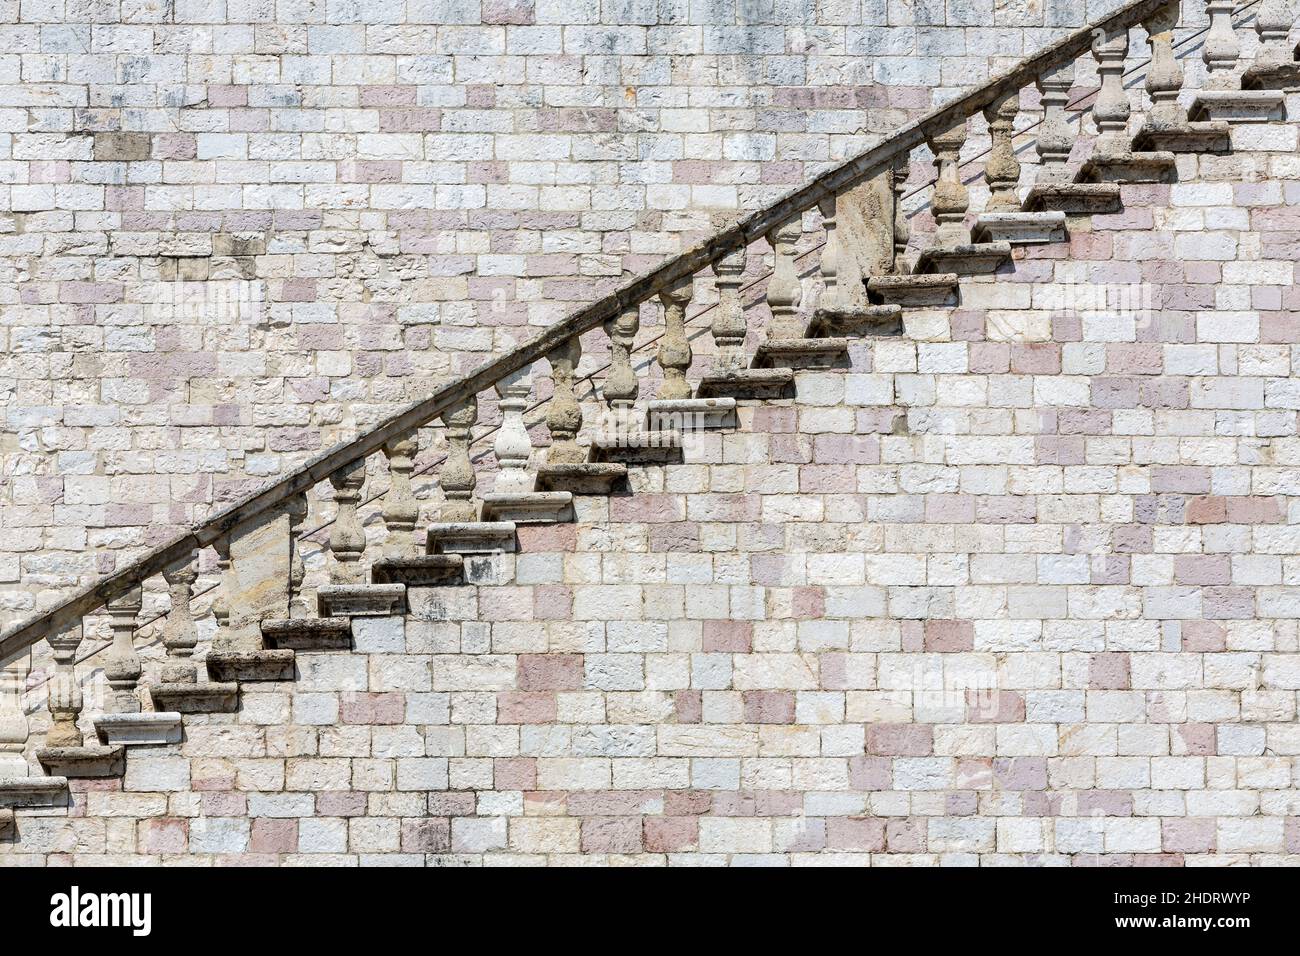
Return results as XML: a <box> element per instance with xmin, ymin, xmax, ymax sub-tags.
<box><xmin>590</xmin><ymin>430</ymin><xmax>682</xmax><ymax>465</ymax></box>
<box><xmin>752</xmin><ymin>338</ymin><xmax>850</xmax><ymax>369</ymax></box>
<box><xmin>0</xmin><ymin>776</ymin><xmax>68</xmax><ymax>809</ymax></box>
<box><xmin>205</xmin><ymin>649</ymin><xmax>296</xmax><ymax>682</ymax></box>
<box><xmin>148</xmin><ymin>682</ymin><xmax>240</xmax><ymax>714</ymax></box>
<box><xmin>914</xmin><ymin>242</ymin><xmax>1011</xmax><ymax>276</ymax></box>
<box><xmin>1021</xmin><ymin>182</ymin><xmax>1121</xmax><ymax>214</ymax></box>
<box><xmin>535</xmin><ymin>462</ymin><xmax>627</xmax><ymax>495</ymax></box>
<box><xmin>36</xmin><ymin>745</ymin><xmax>125</xmax><ymax>779</ymax></box>
<box><xmin>696</xmin><ymin>368</ymin><xmax>795</xmax><ymax>400</ymax></box>
<box><xmin>807</xmin><ymin>304</ymin><xmax>903</xmax><ymax>337</ymax></box>
<box><xmin>95</xmin><ymin>712</ymin><xmax>183</xmax><ymax>746</ymax></box>
<box><xmin>867</xmin><ymin>273</ymin><xmax>959</xmax><ymax>307</ymax></box>
<box><xmin>371</xmin><ymin>554</ymin><xmax>464</xmax><ymax>587</ymax></box>
<box><xmin>316</xmin><ymin>583</ymin><xmax>406</xmax><ymax>617</ymax></box>
<box><xmin>646</xmin><ymin>397</ymin><xmax>736</xmax><ymax>431</ymax></box>
<box><xmin>972</xmin><ymin>212</ymin><xmax>1066</xmax><ymax>246</ymax></box>
<box><xmin>1243</xmin><ymin>59</ymin><xmax>1300</xmax><ymax>90</ymax></box>
<box><xmin>261</xmin><ymin>617</ymin><xmax>352</xmax><ymax>651</ymax></box>
<box><xmin>480</xmin><ymin>491</ymin><xmax>574</xmax><ymax>522</ymax></box>
<box><xmin>1076</xmin><ymin>151</ymin><xmax>1176</xmax><ymax>184</ymax></box>
<box><xmin>1188</xmin><ymin>90</ymin><xmax>1286</xmax><ymax>123</ymax></box>
<box><xmin>1132</xmin><ymin>120</ymin><xmax>1230</xmax><ymax>154</ymax></box>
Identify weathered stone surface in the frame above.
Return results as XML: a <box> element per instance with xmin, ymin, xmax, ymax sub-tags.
<box><xmin>479</xmin><ymin>492</ymin><xmax>575</xmax><ymax>524</ymax></box>
<box><xmin>589</xmin><ymin>431</ymin><xmax>684</xmax><ymax>466</ymax></box>
<box><xmin>36</xmin><ymin>745</ymin><xmax>125</xmax><ymax>778</ymax></box>
<box><xmin>534</xmin><ymin>463</ymin><xmax>628</xmax><ymax>496</ymax></box>
<box><xmin>260</xmin><ymin>618</ymin><xmax>353</xmax><ymax>651</ymax></box>
<box><xmin>204</xmin><ymin>649</ymin><xmax>297</xmax><ymax>683</ymax></box>
<box><xmin>0</xmin><ymin>776</ymin><xmax>68</xmax><ymax>807</ymax></box>
<box><xmin>371</xmin><ymin>556</ymin><xmax>465</xmax><ymax>587</ymax></box>
<box><xmin>914</xmin><ymin>242</ymin><xmax>1012</xmax><ymax>276</ymax></box>
<box><xmin>971</xmin><ymin>212</ymin><xmax>1067</xmax><ymax>246</ymax></box>
<box><xmin>752</xmin><ymin>338</ymin><xmax>851</xmax><ymax>370</ymax></box>
<box><xmin>1021</xmin><ymin>182</ymin><xmax>1122</xmax><ymax>213</ymax></box>
<box><xmin>317</xmin><ymin>584</ymin><xmax>406</xmax><ymax>617</ymax></box>
<box><xmin>645</xmin><ymin>398</ymin><xmax>737</xmax><ymax>432</ymax></box>
<box><xmin>1076</xmin><ymin>150</ymin><xmax>1177</xmax><ymax>183</ymax></box>
<box><xmin>1189</xmin><ymin>90</ymin><xmax>1287</xmax><ymax>122</ymax></box>
<box><xmin>147</xmin><ymin>683</ymin><xmax>239</xmax><ymax>715</ymax></box>
<box><xmin>94</xmin><ymin>713</ymin><xmax>184</xmax><ymax>746</ymax></box>
<box><xmin>866</xmin><ymin>273</ymin><xmax>959</xmax><ymax>306</ymax></box>
<box><xmin>426</xmin><ymin>523</ymin><xmax>518</xmax><ymax>555</ymax></box>
<box><xmin>696</xmin><ymin>368</ymin><xmax>795</xmax><ymax>400</ymax></box>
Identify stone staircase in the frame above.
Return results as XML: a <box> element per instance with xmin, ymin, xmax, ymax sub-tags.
<box><xmin>1</xmin><ymin>0</ymin><xmax>1297</xmax><ymax>854</ymax></box>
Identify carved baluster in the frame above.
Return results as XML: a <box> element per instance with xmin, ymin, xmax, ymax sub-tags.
<box><xmin>817</xmin><ymin>196</ymin><xmax>842</xmax><ymax>311</ymax></box>
<box><xmin>603</xmin><ymin>306</ymin><xmax>640</xmax><ymax>436</ymax></box>
<box><xmin>438</xmin><ymin>396</ymin><xmax>478</xmax><ymax>522</ymax></box>
<box><xmin>657</xmin><ymin>276</ymin><xmax>695</xmax><ymax>401</ymax></box>
<box><xmin>0</xmin><ymin>652</ymin><xmax>30</xmax><ymax>776</ymax></box>
<box><xmin>328</xmin><ymin>459</ymin><xmax>367</xmax><ymax>583</ymax></box>
<box><xmin>212</xmin><ymin>536</ymin><xmax>232</xmax><ymax>645</ymax></box>
<box><xmin>1035</xmin><ymin>61</ymin><xmax>1074</xmax><ymax>183</ymax></box>
<box><xmin>162</xmin><ymin>556</ymin><xmax>199</xmax><ymax>684</ymax></box>
<box><xmin>1203</xmin><ymin>0</ymin><xmax>1241</xmax><ymax>90</ymax></box>
<box><xmin>287</xmin><ymin>493</ymin><xmax>309</xmax><ymax>617</ymax></box>
<box><xmin>382</xmin><ymin>433</ymin><xmax>419</xmax><ymax>555</ymax></box>
<box><xmin>1091</xmin><ymin>25</ymin><xmax>1132</xmax><ymax>160</ymax></box>
<box><xmin>983</xmin><ymin>89</ymin><xmax>1021</xmax><ymax>210</ymax></box>
<box><xmin>892</xmin><ymin>154</ymin><xmax>910</xmax><ymax>271</ymax></box>
<box><xmin>545</xmin><ymin>337</ymin><xmax>585</xmax><ymax>465</ymax></box>
<box><xmin>105</xmin><ymin>587</ymin><xmax>143</xmax><ymax>714</ymax></box>
<box><xmin>46</xmin><ymin>620</ymin><xmax>84</xmax><ymax>747</ymax></box>
<box><xmin>1142</xmin><ymin>2</ymin><xmax>1185</xmax><ymax>132</ymax></box>
<box><xmin>765</xmin><ymin>220</ymin><xmax>803</xmax><ymax>340</ymax></box>
<box><xmin>1254</xmin><ymin>0</ymin><xmax>1294</xmax><ymax>73</ymax></box>
<box><xmin>928</xmin><ymin>117</ymin><xmax>970</xmax><ymax>248</ymax></box>
<box><xmin>710</xmin><ymin>248</ymin><xmax>747</xmax><ymax>374</ymax></box>
<box><xmin>493</xmin><ymin>367</ymin><xmax>535</xmax><ymax>493</ymax></box>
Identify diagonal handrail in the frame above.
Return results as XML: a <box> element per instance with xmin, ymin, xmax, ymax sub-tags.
<box><xmin>0</xmin><ymin>0</ymin><xmax>1177</xmax><ymax>659</ymax></box>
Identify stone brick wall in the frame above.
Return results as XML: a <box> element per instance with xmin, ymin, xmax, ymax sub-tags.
<box><xmin>0</xmin><ymin>0</ymin><xmax>1162</xmax><ymax>623</ymax></box>
<box><xmin>6</xmin><ymin>125</ymin><xmax>1300</xmax><ymax>863</ymax></box>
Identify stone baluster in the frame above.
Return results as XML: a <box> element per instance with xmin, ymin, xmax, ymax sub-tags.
<box><xmin>765</xmin><ymin>220</ymin><xmax>803</xmax><ymax>340</ymax></box>
<box><xmin>983</xmin><ymin>89</ymin><xmax>1021</xmax><ymax>210</ymax></box>
<box><xmin>328</xmin><ymin>459</ymin><xmax>367</xmax><ymax>583</ymax></box>
<box><xmin>657</xmin><ymin>276</ymin><xmax>695</xmax><ymax>401</ymax></box>
<box><xmin>381</xmin><ymin>433</ymin><xmax>419</xmax><ymax>555</ymax></box>
<box><xmin>816</xmin><ymin>196</ymin><xmax>842</xmax><ymax>311</ymax></box>
<box><xmin>104</xmin><ymin>586</ymin><xmax>143</xmax><ymax>714</ymax></box>
<box><xmin>1203</xmin><ymin>0</ymin><xmax>1241</xmax><ymax>90</ymax></box>
<box><xmin>603</xmin><ymin>306</ymin><xmax>640</xmax><ymax>428</ymax></box>
<box><xmin>212</xmin><ymin>535</ymin><xmax>232</xmax><ymax>644</ymax></box>
<box><xmin>162</xmin><ymin>555</ymin><xmax>199</xmax><ymax>684</ymax></box>
<box><xmin>1142</xmin><ymin>3</ymin><xmax>1184</xmax><ymax>131</ymax></box>
<box><xmin>710</xmin><ymin>248</ymin><xmax>748</xmax><ymax>374</ymax></box>
<box><xmin>45</xmin><ymin>620</ymin><xmax>84</xmax><ymax>747</ymax></box>
<box><xmin>493</xmin><ymin>366</ymin><xmax>535</xmax><ymax>493</ymax></box>
<box><xmin>1035</xmin><ymin>61</ymin><xmax>1075</xmax><ymax>183</ymax></box>
<box><xmin>0</xmin><ymin>652</ymin><xmax>30</xmax><ymax>776</ymax></box>
<box><xmin>1090</xmin><ymin>25</ymin><xmax>1132</xmax><ymax>161</ymax></box>
<box><xmin>928</xmin><ymin>117</ymin><xmax>970</xmax><ymax>248</ymax></box>
<box><xmin>545</xmin><ymin>337</ymin><xmax>586</xmax><ymax>465</ymax></box>
<box><xmin>438</xmin><ymin>396</ymin><xmax>478</xmax><ymax>522</ymax></box>
<box><xmin>1253</xmin><ymin>0</ymin><xmax>1294</xmax><ymax>74</ymax></box>
<box><xmin>286</xmin><ymin>493</ymin><xmax>309</xmax><ymax>617</ymax></box>
<box><xmin>892</xmin><ymin>154</ymin><xmax>910</xmax><ymax>271</ymax></box>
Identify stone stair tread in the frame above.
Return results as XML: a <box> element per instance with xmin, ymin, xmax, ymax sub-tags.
<box><xmin>426</xmin><ymin>521</ymin><xmax>518</xmax><ymax>554</ymax></box>
<box><xmin>371</xmin><ymin>554</ymin><xmax>465</xmax><ymax>586</ymax></box>
<box><xmin>1076</xmin><ymin>150</ymin><xmax>1176</xmax><ymax>184</ymax></box>
<box><xmin>534</xmin><ymin>462</ymin><xmax>628</xmax><ymax>494</ymax></box>
<box><xmin>1188</xmin><ymin>90</ymin><xmax>1286</xmax><ymax>123</ymax></box>
<box><xmin>913</xmin><ymin>242</ymin><xmax>1011</xmax><ymax>276</ymax></box>
<box><xmin>94</xmin><ymin>712</ymin><xmax>184</xmax><ymax>746</ymax></box>
<box><xmin>1241</xmin><ymin>61</ymin><xmax>1300</xmax><ymax>90</ymax></box>
<box><xmin>480</xmin><ymin>491</ymin><xmax>575</xmax><ymax>523</ymax></box>
<box><xmin>645</xmin><ymin>397</ymin><xmax>736</xmax><ymax>431</ymax></box>
<box><xmin>971</xmin><ymin>211</ymin><xmax>1067</xmax><ymax>245</ymax></box>
<box><xmin>589</xmin><ymin>429</ymin><xmax>684</xmax><ymax>465</ymax></box>
<box><xmin>752</xmin><ymin>337</ymin><xmax>850</xmax><ymax>369</ymax></box>
<box><xmin>36</xmin><ymin>745</ymin><xmax>125</xmax><ymax>779</ymax></box>
<box><xmin>205</xmin><ymin>648</ymin><xmax>297</xmax><ymax>682</ymax></box>
<box><xmin>1021</xmin><ymin>182</ymin><xmax>1122</xmax><ymax>214</ymax></box>
<box><xmin>1132</xmin><ymin>120</ymin><xmax>1231</xmax><ymax>153</ymax></box>
<box><xmin>317</xmin><ymin>582</ymin><xmax>407</xmax><ymax>617</ymax></box>
<box><xmin>806</xmin><ymin>303</ymin><xmax>903</xmax><ymax>337</ymax></box>
<box><xmin>0</xmin><ymin>776</ymin><xmax>69</xmax><ymax>806</ymax></box>
<box><xmin>260</xmin><ymin>617</ymin><xmax>353</xmax><ymax>650</ymax></box>
<box><xmin>696</xmin><ymin>368</ymin><xmax>795</xmax><ymax>400</ymax></box>
<box><xmin>148</xmin><ymin>682</ymin><xmax>240</xmax><ymax>714</ymax></box>
<box><xmin>867</xmin><ymin>272</ymin><xmax>959</xmax><ymax>306</ymax></box>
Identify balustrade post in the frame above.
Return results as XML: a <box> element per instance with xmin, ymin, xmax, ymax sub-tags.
<box><xmin>709</xmin><ymin>248</ymin><xmax>748</xmax><ymax>374</ymax></box>
<box><xmin>816</xmin><ymin>196</ymin><xmax>842</xmax><ymax>311</ymax></box>
<box><xmin>1035</xmin><ymin>61</ymin><xmax>1074</xmax><ymax>183</ymax></box>
<box><xmin>983</xmin><ymin>89</ymin><xmax>1021</xmax><ymax>210</ymax></box>
<box><xmin>1142</xmin><ymin>2</ymin><xmax>1185</xmax><ymax>132</ymax></box>
<box><xmin>545</xmin><ymin>337</ymin><xmax>586</xmax><ymax>465</ymax></box>
<box><xmin>1091</xmin><ymin>25</ymin><xmax>1132</xmax><ymax>161</ymax></box>
<box><xmin>287</xmin><ymin>493</ymin><xmax>309</xmax><ymax>617</ymax></box>
<box><xmin>438</xmin><ymin>396</ymin><xmax>479</xmax><ymax>522</ymax></box>
<box><xmin>765</xmin><ymin>220</ymin><xmax>803</xmax><ymax>339</ymax></box>
<box><xmin>602</xmin><ymin>306</ymin><xmax>640</xmax><ymax>433</ymax></box>
<box><xmin>104</xmin><ymin>587</ymin><xmax>143</xmax><ymax>715</ymax></box>
<box><xmin>162</xmin><ymin>556</ymin><xmax>199</xmax><ymax>684</ymax></box>
<box><xmin>1253</xmin><ymin>0</ymin><xmax>1296</xmax><ymax>74</ymax></box>
<box><xmin>1203</xmin><ymin>0</ymin><xmax>1241</xmax><ymax>90</ymax></box>
<box><xmin>657</xmin><ymin>276</ymin><xmax>694</xmax><ymax>401</ymax></box>
<box><xmin>892</xmin><ymin>154</ymin><xmax>910</xmax><ymax>270</ymax></box>
<box><xmin>382</xmin><ymin>433</ymin><xmax>419</xmax><ymax>555</ymax></box>
<box><xmin>212</xmin><ymin>535</ymin><xmax>231</xmax><ymax>643</ymax></box>
<box><xmin>45</xmin><ymin>620</ymin><xmax>84</xmax><ymax>748</ymax></box>
<box><xmin>493</xmin><ymin>367</ymin><xmax>535</xmax><ymax>494</ymax></box>
<box><xmin>928</xmin><ymin>117</ymin><xmax>970</xmax><ymax>248</ymax></box>
<box><xmin>328</xmin><ymin>459</ymin><xmax>367</xmax><ymax>583</ymax></box>
<box><xmin>0</xmin><ymin>652</ymin><xmax>29</xmax><ymax>777</ymax></box>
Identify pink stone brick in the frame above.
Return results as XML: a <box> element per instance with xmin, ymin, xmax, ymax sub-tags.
<box><xmin>674</xmin><ymin>690</ymin><xmax>702</xmax><ymax>724</ymax></box>
<box><xmin>969</xmin><ymin>342</ymin><xmax>1010</xmax><ymax>373</ymax></box>
<box><xmin>825</xmin><ymin>816</ymin><xmax>885</xmax><ymax>851</ymax></box>
<box><xmin>885</xmin><ymin>818</ymin><xmax>926</xmax><ymax>852</ymax></box>
<box><xmin>743</xmin><ymin>690</ymin><xmax>796</xmax><ymax>724</ymax></box>
<box><xmin>249</xmin><ymin>819</ymin><xmax>297</xmax><ymax>854</ymax></box>
<box><xmin>401</xmin><ymin>818</ymin><xmax>450</xmax><ymax>853</ymax></box>
<box><xmin>517</xmin><ymin>654</ymin><xmax>583</xmax><ymax>691</ymax></box>
<box><xmin>1186</xmin><ymin>495</ymin><xmax>1227</xmax><ymax>524</ymax></box>
<box><xmin>923</xmin><ymin>619</ymin><xmax>973</xmax><ymax>652</ymax></box>
<box><xmin>848</xmin><ymin>756</ymin><xmax>891</xmax><ymax>790</ymax></box>
<box><xmin>1174</xmin><ymin>555</ymin><xmax>1231</xmax><ymax>586</ymax></box>
<box><xmin>703</xmin><ymin>620</ymin><xmax>752</xmax><ymax>652</ymax></box>
<box><xmin>643</xmin><ymin>817</ymin><xmax>698</xmax><ymax>853</ymax></box>
<box><xmin>139</xmin><ymin>818</ymin><xmax>188</xmax><ymax>854</ymax></box>
<box><xmin>1162</xmin><ymin>818</ymin><xmax>1215</xmax><ymax>853</ymax></box>
<box><xmin>339</xmin><ymin>692</ymin><xmax>405</xmax><ymax>725</ymax></box>
<box><xmin>1203</xmin><ymin>586</ymin><xmax>1254</xmax><ymax>619</ymax></box>
<box><xmin>1077</xmin><ymin>790</ymin><xmax>1133</xmax><ymax>816</ymax></box>
<box><xmin>1226</xmin><ymin>496</ymin><xmax>1285</xmax><ymax>524</ymax></box>
<box><xmin>1010</xmin><ymin>343</ymin><xmax>1061</xmax><ymax>374</ymax></box>
<box><xmin>1089</xmin><ymin>653</ymin><xmax>1131</xmax><ymax>689</ymax></box>
<box><xmin>968</xmin><ymin>690</ymin><xmax>1025</xmax><ymax>723</ymax></box>
<box><xmin>867</xmin><ymin>723</ymin><xmax>933</xmax><ymax>756</ymax></box>
<box><xmin>580</xmin><ymin>816</ymin><xmax>643</xmax><ymax>854</ymax></box>
<box><xmin>494</xmin><ymin>758</ymin><xmax>537</xmax><ymax>790</ymax></box>
<box><xmin>992</xmin><ymin>757</ymin><xmax>1047</xmax><ymax>791</ymax></box>
<box><xmin>498</xmin><ymin>691</ymin><xmax>557</xmax><ymax>723</ymax></box>
<box><xmin>533</xmin><ymin>585</ymin><xmax>573</xmax><ymax>620</ymax></box>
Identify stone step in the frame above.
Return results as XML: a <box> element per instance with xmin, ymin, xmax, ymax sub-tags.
<box><xmin>260</xmin><ymin>617</ymin><xmax>353</xmax><ymax>651</ymax></box>
<box><xmin>205</xmin><ymin>649</ymin><xmax>297</xmax><ymax>682</ymax></box>
<box><xmin>479</xmin><ymin>491</ymin><xmax>574</xmax><ymax>523</ymax></box>
<box><xmin>913</xmin><ymin>242</ymin><xmax>1012</xmax><ymax>276</ymax></box>
<box><xmin>645</xmin><ymin>397</ymin><xmax>736</xmax><ymax>431</ymax></box>
<box><xmin>534</xmin><ymin>462</ymin><xmax>627</xmax><ymax>495</ymax></box>
<box><xmin>867</xmin><ymin>273</ymin><xmax>959</xmax><ymax>307</ymax></box>
<box><xmin>316</xmin><ymin>583</ymin><xmax>407</xmax><ymax>617</ymax></box>
<box><xmin>1076</xmin><ymin>150</ymin><xmax>1176</xmax><ymax>184</ymax></box>
<box><xmin>695</xmin><ymin>368</ymin><xmax>795</xmax><ymax>400</ymax></box>
<box><xmin>1188</xmin><ymin>90</ymin><xmax>1286</xmax><ymax>123</ymax></box>
<box><xmin>36</xmin><ymin>745</ymin><xmax>125</xmax><ymax>779</ymax></box>
<box><xmin>1132</xmin><ymin>120</ymin><xmax>1230</xmax><ymax>154</ymax></box>
<box><xmin>94</xmin><ymin>712</ymin><xmax>184</xmax><ymax>746</ymax></box>
<box><xmin>0</xmin><ymin>776</ymin><xmax>69</xmax><ymax>808</ymax></box>
<box><xmin>972</xmin><ymin>211</ymin><xmax>1067</xmax><ymax>246</ymax></box>
<box><xmin>806</xmin><ymin>304</ymin><xmax>903</xmax><ymax>338</ymax></box>
<box><xmin>589</xmin><ymin>430</ymin><xmax>683</xmax><ymax>465</ymax></box>
<box><xmin>752</xmin><ymin>337</ymin><xmax>850</xmax><ymax>369</ymax></box>
<box><xmin>427</xmin><ymin>521</ymin><xmax>517</xmax><ymax>555</ymax></box>
<box><xmin>148</xmin><ymin>682</ymin><xmax>240</xmax><ymax>714</ymax></box>
<box><xmin>1021</xmin><ymin>182</ymin><xmax>1121</xmax><ymax>214</ymax></box>
<box><xmin>371</xmin><ymin>555</ymin><xmax>465</xmax><ymax>587</ymax></box>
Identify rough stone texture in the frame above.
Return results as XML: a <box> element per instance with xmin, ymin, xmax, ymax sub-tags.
<box><xmin>0</xmin><ymin>0</ymin><xmax>1171</xmax><ymax>623</ymax></box>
